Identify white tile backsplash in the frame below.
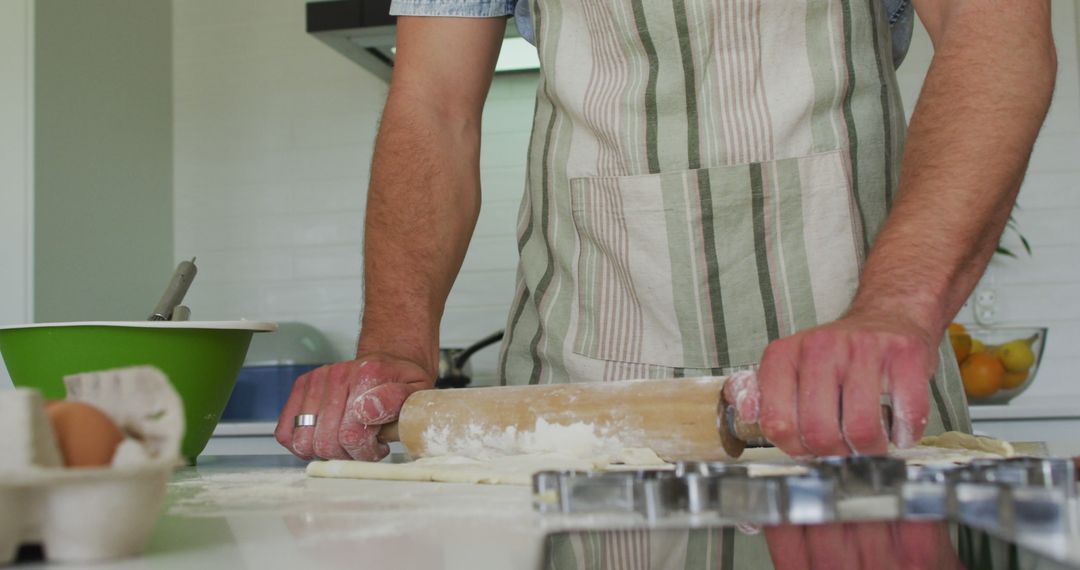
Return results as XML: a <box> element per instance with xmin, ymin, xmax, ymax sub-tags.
<box><xmin>291</xmin><ymin>244</ymin><xmax>364</xmax><ymax>280</ymax></box>
<box><xmin>461</xmin><ymin>237</ymin><xmax>521</xmax><ymax>272</ymax></box>
<box><xmin>175</xmin><ymin>0</ymin><xmax>1080</xmax><ymax>397</ymax></box>
<box><xmin>480</xmin><ymin>166</ymin><xmax>531</xmax><ymax>203</ymax></box>
<box><xmin>444</xmin><ymin>270</ymin><xmax>519</xmax><ymax>309</ymax></box>
<box><xmin>176</xmin><ymin>214</ymin><xmax>299</xmax><ymax>253</ymax></box>
<box><xmin>1013</xmin><ymin>172</ymin><xmax>1080</xmax><ymax>209</ymax></box>
<box><xmin>289</xmin><ymin>211</ymin><xmax>365</xmax><ymax>246</ymax></box>
<box><xmin>174</xmin><ymin>0</ymin><xmax>534</xmax><ymax>373</ymax></box>
<box><xmin>478</xmin><ymin>131</ymin><xmax>532</xmax><ymax>169</ymax></box>
<box><xmin>1008</xmin><ymin>207</ymin><xmax>1080</xmax><ymax>247</ymax></box>
<box><xmin>472</xmin><ymin>200</ymin><xmax>524</xmax><ymax>238</ymax></box>
<box><xmin>1028</xmin><ymin>132</ymin><xmax>1080</xmax><ymax>172</ymax></box>
<box><xmin>286</xmin><ymin>177</ymin><xmax>370</xmax><ymax>213</ymax></box>
<box><xmin>992</xmin><ymin>245</ymin><xmax>1080</xmax><ymax>285</ymax></box>
<box><xmin>481</xmin><ymin>92</ymin><xmax>539</xmax><ymax>134</ymax></box>
<box><xmin>193</xmin><ymin>250</ymin><xmax>295</xmax><ymax>284</ymax></box>
<box><xmin>995</xmin><ymin>282</ymin><xmax>1080</xmax><ymax>322</ymax></box>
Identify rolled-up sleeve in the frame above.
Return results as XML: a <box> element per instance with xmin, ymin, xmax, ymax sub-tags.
<box><xmin>389</xmin><ymin>0</ymin><xmax>517</xmax><ymax>17</ymax></box>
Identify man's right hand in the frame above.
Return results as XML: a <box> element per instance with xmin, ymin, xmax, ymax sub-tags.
<box><xmin>275</xmin><ymin>354</ymin><xmax>434</xmax><ymax>462</ymax></box>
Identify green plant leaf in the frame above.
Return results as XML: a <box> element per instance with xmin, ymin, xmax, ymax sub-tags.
<box><xmin>996</xmin><ymin>246</ymin><xmax>1017</xmax><ymax>258</ymax></box>
<box><xmin>995</xmin><ymin>203</ymin><xmax>1033</xmax><ymax>259</ymax></box>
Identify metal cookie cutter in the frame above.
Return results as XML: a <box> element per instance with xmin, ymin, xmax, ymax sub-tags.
<box><xmin>812</xmin><ymin>455</ymin><xmax>907</xmax><ymax>521</ymax></box>
<box><xmin>977</xmin><ymin>457</ymin><xmax>1076</xmax><ymax>498</ymax></box>
<box><xmin>719</xmin><ymin>470</ymin><xmax>838</xmax><ymax>525</ymax></box>
<box><xmin>902</xmin><ymin>463</ymin><xmax>963</xmax><ymax>520</ymax></box>
<box><xmin>947</xmin><ymin>458</ymin><xmax>1077</xmax><ymax>543</ymax></box>
<box><xmin>532</xmin><ymin>469</ymin><xmax>687</xmax><ymax>520</ymax></box>
<box><xmin>675</xmin><ymin>462</ymin><xmax>749</xmax><ymax>514</ymax></box>
<box><xmin>533</xmin><ymin>462</ymin><xmax>840</xmax><ymax>526</ymax></box>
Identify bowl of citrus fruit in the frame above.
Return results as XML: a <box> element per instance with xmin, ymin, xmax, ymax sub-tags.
<box><xmin>950</xmin><ymin>324</ymin><xmax>1047</xmax><ymax>405</ymax></box>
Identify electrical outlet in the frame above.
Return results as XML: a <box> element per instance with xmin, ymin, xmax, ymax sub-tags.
<box><xmin>975</xmin><ymin>303</ymin><xmax>997</xmax><ymax>325</ymax></box>
<box><xmin>972</xmin><ymin>269</ymin><xmax>998</xmax><ymax>326</ymax></box>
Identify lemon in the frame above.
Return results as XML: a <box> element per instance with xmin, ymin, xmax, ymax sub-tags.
<box><xmin>970</xmin><ymin>338</ymin><xmax>985</xmax><ymax>354</ymax></box>
<box><xmin>995</xmin><ymin>340</ymin><xmax>1036</xmax><ymax>373</ymax></box>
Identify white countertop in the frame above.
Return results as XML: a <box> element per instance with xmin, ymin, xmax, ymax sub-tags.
<box><xmin>24</xmin><ymin>453</ymin><xmax>1076</xmax><ymax>569</ymax></box>
<box><xmin>27</xmin><ymin>455</ymin><xmax>545</xmax><ymax>570</ymax></box>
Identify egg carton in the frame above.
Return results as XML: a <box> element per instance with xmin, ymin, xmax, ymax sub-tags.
<box><xmin>0</xmin><ymin>366</ymin><xmax>183</xmax><ymax>564</ymax></box>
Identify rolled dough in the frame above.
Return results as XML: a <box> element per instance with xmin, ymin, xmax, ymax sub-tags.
<box><xmin>307</xmin><ymin>447</ymin><xmax>668</xmax><ymax>485</ymax></box>
<box><xmin>733</xmin><ymin>431</ymin><xmax>1016</xmax><ymax>477</ymax></box>
<box><xmin>307</xmin><ymin>431</ymin><xmax>1015</xmax><ymax>486</ymax></box>
<box><xmin>916</xmin><ymin>431</ymin><xmax>1015</xmax><ymax>458</ymax></box>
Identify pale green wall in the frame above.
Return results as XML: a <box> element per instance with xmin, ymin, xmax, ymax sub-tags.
<box><xmin>34</xmin><ymin>0</ymin><xmax>173</xmax><ymax>322</ymax></box>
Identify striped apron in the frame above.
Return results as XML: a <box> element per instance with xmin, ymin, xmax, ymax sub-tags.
<box><xmin>502</xmin><ymin>0</ymin><xmax>973</xmax><ymax>565</ymax></box>
<box><xmin>498</xmin><ymin>0</ymin><xmax>971</xmax><ymax>435</ymax></box>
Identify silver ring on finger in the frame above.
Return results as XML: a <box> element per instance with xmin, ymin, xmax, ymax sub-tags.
<box><xmin>294</xmin><ymin>413</ymin><xmax>318</xmax><ymax>428</ymax></box>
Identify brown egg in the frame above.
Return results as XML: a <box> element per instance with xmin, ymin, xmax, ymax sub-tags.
<box><xmin>45</xmin><ymin>401</ymin><xmax>125</xmax><ymax>467</ymax></box>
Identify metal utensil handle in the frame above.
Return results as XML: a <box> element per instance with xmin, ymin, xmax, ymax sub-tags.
<box><xmin>149</xmin><ymin>258</ymin><xmax>198</xmax><ymax>321</ymax></box>
<box><xmin>728</xmin><ymin>393</ymin><xmax>895</xmax><ymax>449</ymax></box>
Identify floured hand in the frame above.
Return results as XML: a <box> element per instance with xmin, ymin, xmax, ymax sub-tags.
<box><xmin>275</xmin><ymin>354</ymin><xmax>434</xmax><ymax>462</ymax></box>
<box><xmin>750</xmin><ymin>314</ymin><xmax>938</xmax><ymax>457</ymax></box>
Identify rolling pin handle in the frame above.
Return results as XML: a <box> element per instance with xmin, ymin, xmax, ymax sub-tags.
<box><xmin>378</xmin><ymin>422</ymin><xmax>400</xmax><ymax>444</ymax></box>
<box><xmin>720</xmin><ymin>393</ymin><xmax>895</xmax><ymax>452</ymax></box>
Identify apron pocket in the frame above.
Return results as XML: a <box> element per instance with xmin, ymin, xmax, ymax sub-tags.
<box><xmin>569</xmin><ymin>149</ymin><xmax>864</xmax><ymax>370</ymax></box>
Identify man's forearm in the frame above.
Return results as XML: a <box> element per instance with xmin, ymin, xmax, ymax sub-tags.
<box><xmin>357</xmin><ymin>94</ymin><xmax>483</xmax><ymax>374</ymax></box>
<box><xmin>848</xmin><ymin>2</ymin><xmax>1056</xmax><ymax>340</ymax></box>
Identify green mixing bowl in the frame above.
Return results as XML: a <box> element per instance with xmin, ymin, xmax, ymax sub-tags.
<box><xmin>0</xmin><ymin>321</ymin><xmax>277</xmax><ymax>463</ymax></box>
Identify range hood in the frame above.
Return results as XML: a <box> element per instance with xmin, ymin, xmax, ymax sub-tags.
<box><xmin>306</xmin><ymin>0</ymin><xmax>538</xmax><ymax>82</ymax></box>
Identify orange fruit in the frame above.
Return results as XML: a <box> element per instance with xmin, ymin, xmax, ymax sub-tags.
<box><xmin>960</xmin><ymin>353</ymin><xmax>1005</xmax><ymax>398</ymax></box>
<box><xmin>948</xmin><ymin>322</ymin><xmax>967</xmax><ymax>335</ymax></box>
<box><xmin>1002</xmin><ymin>370</ymin><xmax>1029</xmax><ymax>390</ymax></box>
<box><xmin>950</xmin><ymin>333</ymin><xmax>972</xmax><ymax>364</ymax></box>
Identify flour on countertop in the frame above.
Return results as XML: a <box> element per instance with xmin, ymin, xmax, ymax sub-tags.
<box><xmin>171</xmin><ymin>465</ymin><xmax>537</xmax><ymax>531</ymax></box>
<box><xmin>170</xmin><ymin>470</ymin><xmax>312</xmax><ymax>513</ymax></box>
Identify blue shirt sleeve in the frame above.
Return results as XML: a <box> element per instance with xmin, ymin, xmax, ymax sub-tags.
<box><xmin>884</xmin><ymin>0</ymin><xmax>914</xmax><ymax>68</ymax></box>
<box><xmin>389</xmin><ymin>0</ymin><xmax>517</xmax><ymax>18</ymax></box>
<box><xmin>513</xmin><ymin>0</ymin><xmax>533</xmax><ymax>44</ymax></box>
<box><xmin>390</xmin><ymin>0</ymin><xmax>904</xmax><ymax>57</ymax></box>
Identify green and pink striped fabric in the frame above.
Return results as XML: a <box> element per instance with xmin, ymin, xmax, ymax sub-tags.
<box><xmin>498</xmin><ymin>0</ymin><xmax>968</xmax><ymax>427</ymax></box>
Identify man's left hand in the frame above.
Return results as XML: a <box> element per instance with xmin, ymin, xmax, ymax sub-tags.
<box><xmin>753</xmin><ymin>313</ymin><xmax>939</xmax><ymax>457</ymax></box>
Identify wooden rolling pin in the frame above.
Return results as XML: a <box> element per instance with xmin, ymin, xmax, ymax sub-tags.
<box><xmin>377</xmin><ymin>376</ymin><xmax>758</xmax><ymax>461</ymax></box>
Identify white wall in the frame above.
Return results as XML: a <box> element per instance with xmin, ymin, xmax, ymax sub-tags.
<box><xmin>0</xmin><ymin>0</ymin><xmax>35</xmax><ymax>388</ymax></box>
<box><xmin>173</xmin><ymin>0</ymin><xmax>533</xmax><ymax>382</ymax></box>
<box><xmin>896</xmin><ymin>0</ymin><xmax>1080</xmax><ymax>400</ymax></box>
<box><xmin>175</xmin><ymin>0</ymin><xmax>1080</xmax><ymax>395</ymax></box>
